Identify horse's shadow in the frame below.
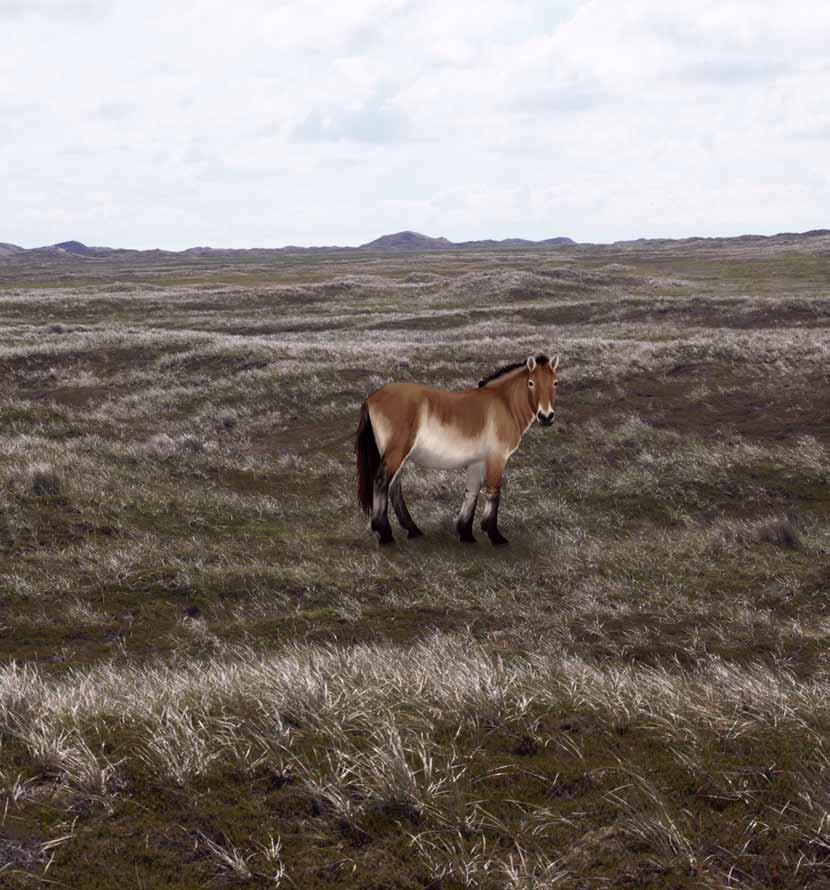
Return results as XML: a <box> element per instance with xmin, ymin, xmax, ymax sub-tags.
<box><xmin>366</xmin><ymin>522</ymin><xmax>534</xmax><ymax>558</ymax></box>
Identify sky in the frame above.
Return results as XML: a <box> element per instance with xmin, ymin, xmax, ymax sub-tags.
<box><xmin>2</xmin><ymin>0</ymin><xmax>829</xmax><ymax>249</ymax></box>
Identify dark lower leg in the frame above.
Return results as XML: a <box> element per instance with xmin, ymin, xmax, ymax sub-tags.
<box><xmin>390</xmin><ymin>477</ymin><xmax>423</xmax><ymax>538</ymax></box>
<box><xmin>480</xmin><ymin>486</ymin><xmax>508</xmax><ymax>546</ymax></box>
<box><xmin>370</xmin><ymin>467</ymin><xmax>394</xmax><ymax>545</ymax></box>
<box><xmin>456</xmin><ymin>489</ymin><xmax>479</xmax><ymax>542</ymax></box>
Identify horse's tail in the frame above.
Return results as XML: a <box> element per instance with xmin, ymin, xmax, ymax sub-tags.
<box><xmin>355</xmin><ymin>401</ymin><xmax>380</xmax><ymax>515</ymax></box>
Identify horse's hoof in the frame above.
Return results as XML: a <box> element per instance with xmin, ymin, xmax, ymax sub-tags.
<box><xmin>490</xmin><ymin>535</ymin><xmax>509</xmax><ymax>547</ymax></box>
<box><xmin>378</xmin><ymin>535</ymin><xmax>395</xmax><ymax>546</ymax></box>
<box><xmin>408</xmin><ymin>528</ymin><xmax>424</xmax><ymax>539</ymax></box>
<box><xmin>459</xmin><ymin>534</ymin><xmax>477</xmax><ymax>544</ymax></box>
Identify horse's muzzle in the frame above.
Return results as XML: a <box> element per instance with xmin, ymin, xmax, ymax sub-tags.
<box><xmin>538</xmin><ymin>411</ymin><xmax>555</xmax><ymax>427</ymax></box>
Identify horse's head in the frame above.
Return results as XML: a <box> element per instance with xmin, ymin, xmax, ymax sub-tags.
<box><xmin>525</xmin><ymin>353</ymin><xmax>559</xmax><ymax>426</ymax></box>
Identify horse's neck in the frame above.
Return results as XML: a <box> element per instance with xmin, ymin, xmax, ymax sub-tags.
<box><xmin>495</xmin><ymin>376</ymin><xmax>534</xmax><ymax>438</ymax></box>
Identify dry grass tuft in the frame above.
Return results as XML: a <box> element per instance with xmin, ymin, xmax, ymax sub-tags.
<box><xmin>0</xmin><ymin>498</ymin><xmax>14</xmax><ymax>546</ymax></box>
<box><xmin>27</xmin><ymin>462</ymin><xmax>63</xmax><ymax>497</ymax></box>
<box><xmin>715</xmin><ymin>515</ymin><xmax>803</xmax><ymax>550</ymax></box>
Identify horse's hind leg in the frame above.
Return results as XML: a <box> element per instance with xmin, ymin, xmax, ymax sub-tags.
<box><xmin>371</xmin><ymin>465</ymin><xmax>395</xmax><ymax>545</ymax></box>
<box><xmin>390</xmin><ymin>475</ymin><xmax>423</xmax><ymax>539</ymax></box>
<box><xmin>456</xmin><ymin>462</ymin><xmax>483</xmax><ymax>543</ymax></box>
<box><xmin>371</xmin><ymin>443</ymin><xmax>412</xmax><ymax>546</ymax></box>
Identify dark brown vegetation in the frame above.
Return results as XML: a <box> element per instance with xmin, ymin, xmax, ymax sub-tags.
<box><xmin>0</xmin><ymin>237</ymin><xmax>828</xmax><ymax>888</ymax></box>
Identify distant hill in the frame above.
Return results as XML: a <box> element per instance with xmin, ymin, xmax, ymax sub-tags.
<box><xmin>53</xmin><ymin>240</ymin><xmax>101</xmax><ymax>256</ymax></box>
<box><xmin>539</xmin><ymin>236</ymin><xmax>577</xmax><ymax>247</ymax></box>
<box><xmin>454</xmin><ymin>235</ymin><xmax>576</xmax><ymax>249</ymax></box>
<box><xmin>606</xmin><ymin>229</ymin><xmax>830</xmax><ymax>250</ymax></box>
<box><xmin>0</xmin><ymin>242</ymin><xmax>25</xmax><ymax>257</ymax></box>
<box><xmin>52</xmin><ymin>240</ymin><xmax>120</xmax><ymax>257</ymax></box>
<box><xmin>360</xmin><ymin>231</ymin><xmax>454</xmax><ymax>250</ymax></box>
<box><xmin>359</xmin><ymin>231</ymin><xmax>576</xmax><ymax>251</ymax></box>
<box><xmin>23</xmin><ymin>240</ymin><xmax>121</xmax><ymax>259</ymax></box>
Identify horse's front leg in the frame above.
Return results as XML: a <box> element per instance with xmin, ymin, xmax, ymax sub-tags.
<box><xmin>480</xmin><ymin>458</ymin><xmax>508</xmax><ymax>546</ymax></box>
<box><xmin>456</xmin><ymin>462</ymin><xmax>483</xmax><ymax>543</ymax></box>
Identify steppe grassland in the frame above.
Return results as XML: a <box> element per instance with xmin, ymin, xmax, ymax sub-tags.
<box><xmin>0</xmin><ymin>246</ymin><xmax>829</xmax><ymax>888</ymax></box>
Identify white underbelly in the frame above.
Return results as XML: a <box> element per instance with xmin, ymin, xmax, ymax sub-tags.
<box><xmin>407</xmin><ymin>419</ymin><xmax>487</xmax><ymax>470</ymax></box>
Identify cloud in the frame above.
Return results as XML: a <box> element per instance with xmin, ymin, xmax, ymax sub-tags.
<box><xmin>196</xmin><ymin>164</ymin><xmax>275</xmax><ymax>184</ymax></box>
<box><xmin>93</xmin><ymin>100</ymin><xmax>135</xmax><ymax>121</ymax></box>
<box><xmin>291</xmin><ymin>105</ymin><xmax>408</xmax><ymax>144</ymax></box>
<box><xmin>0</xmin><ymin>0</ymin><xmax>106</xmax><ymax>19</ymax></box>
<box><xmin>2</xmin><ymin>0</ymin><xmax>830</xmax><ymax>249</ymax></box>
<box><xmin>671</xmin><ymin>58</ymin><xmax>792</xmax><ymax>86</ymax></box>
<box><xmin>509</xmin><ymin>77</ymin><xmax>608</xmax><ymax>114</ymax></box>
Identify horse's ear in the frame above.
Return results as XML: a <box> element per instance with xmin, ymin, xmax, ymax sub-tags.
<box><xmin>526</xmin><ymin>356</ymin><xmax>536</xmax><ymax>372</ymax></box>
<box><xmin>551</xmin><ymin>353</ymin><xmax>560</xmax><ymax>371</ymax></box>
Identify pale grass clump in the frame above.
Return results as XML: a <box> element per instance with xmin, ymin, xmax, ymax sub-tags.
<box><xmin>138</xmin><ymin>708</ymin><xmax>230</xmax><ymax>785</ymax></box>
<box><xmin>302</xmin><ymin>725</ymin><xmax>473</xmax><ymax>832</ymax></box>
<box><xmin>175</xmin><ymin>614</ymin><xmax>222</xmax><ymax>650</ymax></box>
<box><xmin>175</xmin><ymin>432</ymin><xmax>210</xmax><ymax>454</ymax></box>
<box><xmin>331</xmin><ymin>593</ymin><xmax>364</xmax><ymax>622</ymax></box>
<box><xmin>409</xmin><ymin>833</ymin><xmax>495</xmax><ymax>889</ymax></box>
<box><xmin>197</xmin><ymin>833</ymin><xmax>255</xmax><ymax>882</ymax></box>
<box><xmin>499</xmin><ymin>848</ymin><xmax>569</xmax><ymax>890</ymax></box>
<box><xmin>605</xmin><ymin>771</ymin><xmax>696</xmax><ymax>869</ymax></box>
<box><xmin>141</xmin><ymin>432</ymin><xmax>213</xmax><ymax>458</ymax></box>
<box><xmin>785</xmin><ymin>434</ymin><xmax>830</xmax><ymax>480</ymax></box>
<box><xmin>786</xmin><ymin>750</ymin><xmax>830</xmax><ymax>866</ymax></box>
<box><xmin>18</xmin><ymin>722</ymin><xmax>121</xmax><ymax>803</ymax></box>
<box><xmin>60</xmin><ymin>599</ymin><xmax>110</xmax><ymax>626</ymax></box>
<box><xmin>713</xmin><ymin>515</ymin><xmax>803</xmax><ymax>551</ymax></box>
<box><xmin>198</xmin><ymin>830</ymin><xmax>290</xmax><ymax>886</ymax></box>
<box><xmin>410</xmin><ymin>834</ymin><xmax>569</xmax><ymax>890</ymax></box>
<box><xmin>0</xmin><ymin>662</ymin><xmax>43</xmax><ymax>733</ymax></box>
<box><xmin>0</xmin><ymin>495</ymin><xmax>15</xmax><ymax>546</ymax></box>
<box><xmin>0</xmin><ymin>440</ymin><xmax>121</xmax><ymax>506</ymax></box>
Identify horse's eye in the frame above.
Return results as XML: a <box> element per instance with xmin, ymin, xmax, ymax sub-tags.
<box><xmin>553</xmin><ymin>380</ymin><xmax>558</xmax><ymax>386</ymax></box>
<box><xmin>528</xmin><ymin>380</ymin><xmax>535</xmax><ymax>388</ymax></box>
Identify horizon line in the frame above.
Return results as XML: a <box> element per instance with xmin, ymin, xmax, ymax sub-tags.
<box><xmin>4</xmin><ymin>226</ymin><xmax>830</xmax><ymax>254</ymax></box>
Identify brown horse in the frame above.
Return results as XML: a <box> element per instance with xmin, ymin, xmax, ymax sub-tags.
<box><xmin>355</xmin><ymin>353</ymin><xmax>559</xmax><ymax>545</ymax></box>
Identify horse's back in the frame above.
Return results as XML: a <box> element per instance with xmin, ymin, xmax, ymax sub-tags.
<box><xmin>367</xmin><ymin>382</ymin><xmax>432</xmax><ymax>421</ymax></box>
<box><xmin>368</xmin><ymin>383</ymin><xmax>494</xmax><ymax>469</ymax></box>
<box><xmin>368</xmin><ymin>383</ymin><xmax>483</xmax><ymax>425</ymax></box>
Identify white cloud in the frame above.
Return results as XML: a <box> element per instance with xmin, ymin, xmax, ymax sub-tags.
<box><xmin>1</xmin><ymin>0</ymin><xmax>829</xmax><ymax>248</ymax></box>
<box><xmin>0</xmin><ymin>0</ymin><xmax>108</xmax><ymax>19</ymax></box>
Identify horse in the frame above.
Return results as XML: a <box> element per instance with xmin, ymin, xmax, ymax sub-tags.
<box><xmin>355</xmin><ymin>353</ymin><xmax>559</xmax><ymax>546</ymax></box>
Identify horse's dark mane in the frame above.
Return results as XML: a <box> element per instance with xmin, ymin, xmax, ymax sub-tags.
<box><xmin>478</xmin><ymin>354</ymin><xmax>549</xmax><ymax>388</ymax></box>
